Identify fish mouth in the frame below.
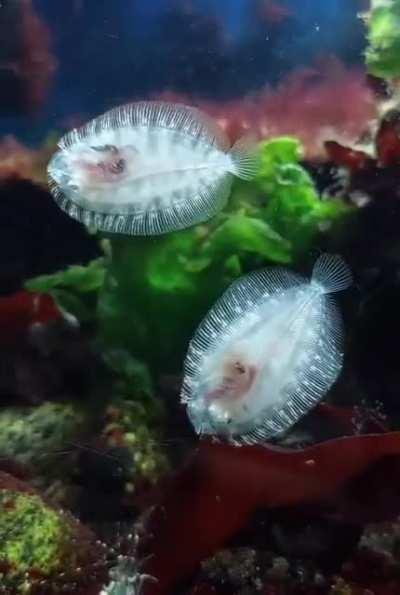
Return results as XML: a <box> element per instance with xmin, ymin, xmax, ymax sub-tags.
<box><xmin>186</xmin><ymin>394</ymin><xmax>257</xmax><ymax>442</ymax></box>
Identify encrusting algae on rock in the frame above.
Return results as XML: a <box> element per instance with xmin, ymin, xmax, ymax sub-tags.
<box><xmin>102</xmin><ymin>399</ymin><xmax>170</xmax><ymax>494</ymax></box>
<box><xmin>0</xmin><ymin>489</ymin><xmax>72</xmax><ymax>590</ymax></box>
<box><xmin>0</xmin><ymin>402</ymin><xmax>87</xmax><ymax>474</ymax></box>
<box><xmin>0</xmin><ymin>472</ymin><xmax>108</xmax><ymax>593</ymax></box>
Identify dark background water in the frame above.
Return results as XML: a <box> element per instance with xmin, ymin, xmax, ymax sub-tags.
<box><xmin>1</xmin><ymin>0</ymin><xmax>366</xmax><ymax>142</ymax></box>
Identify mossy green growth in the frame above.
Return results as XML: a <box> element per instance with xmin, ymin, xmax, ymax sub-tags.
<box><xmin>102</xmin><ymin>349</ymin><xmax>169</xmax><ymax>487</ymax></box>
<box><xmin>364</xmin><ymin>0</ymin><xmax>400</xmax><ymax>79</ymax></box>
<box><xmin>0</xmin><ymin>402</ymin><xmax>86</xmax><ymax>473</ymax></box>
<box><xmin>103</xmin><ymin>398</ymin><xmax>169</xmax><ymax>488</ymax></box>
<box><xmin>0</xmin><ymin>489</ymin><xmax>72</xmax><ymax>591</ymax></box>
<box><xmin>96</xmin><ymin>137</ymin><xmax>349</xmax><ymax>372</ymax></box>
<box><xmin>26</xmin><ymin>136</ymin><xmax>350</xmax><ymax>374</ymax></box>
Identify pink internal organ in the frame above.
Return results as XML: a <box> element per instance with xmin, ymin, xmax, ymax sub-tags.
<box><xmin>206</xmin><ymin>360</ymin><xmax>257</xmax><ymax>403</ymax></box>
<box><xmin>77</xmin><ymin>144</ymin><xmax>137</xmax><ymax>185</ymax></box>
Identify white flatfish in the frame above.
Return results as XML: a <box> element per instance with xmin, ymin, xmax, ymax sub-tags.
<box><xmin>181</xmin><ymin>253</ymin><xmax>352</xmax><ymax>445</ymax></box>
<box><xmin>47</xmin><ymin>101</ymin><xmax>258</xmax><ymax>235</ymax></box>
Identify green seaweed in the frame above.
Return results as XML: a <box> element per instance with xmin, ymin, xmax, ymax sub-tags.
<box><xmin>26</xmin><ymin>257</ymin><xmax>106</xmax><ymax>323</ymax></box>
<box><xmin>364</xmin><ymin>0</ymin><xmax>400</xmax><ymax>79</ymax></box>
<box><xmin>255</xmin><ymin>137</ymin><xmax>350</xmax><ymax>255</ymax></box>
<box><xmin>26</xmin><ymin>136</ymin><xmax>350</xmax><ymax>375</ymax></box>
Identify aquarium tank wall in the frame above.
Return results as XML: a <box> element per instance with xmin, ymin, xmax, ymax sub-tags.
<box><xmin>2</xmin><ymin>0</ymin><xmax>400</xmax><ymax>593</ymax></box>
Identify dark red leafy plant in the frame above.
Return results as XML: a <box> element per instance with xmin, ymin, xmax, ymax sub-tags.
<box><xmin>325</xmin><ymin>108</ymin><xmax>400</xmax><ymax>174</ymax></box>
<box><xmin>376</xmin><ymin>110</ymin><xmax>400</xmax><ymax>168</ymax></box>
<box><xmin>0</xmin><ymin>290</ymin><xmax>61</xmax><ymax>346</ymax></box>
<box><xmin>141</xmin><ymin>431</ymin><xmax>400</xmax><ymax>595</ymax></box>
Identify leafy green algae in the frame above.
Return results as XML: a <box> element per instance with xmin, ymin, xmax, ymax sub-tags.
<box><xmin>255</xmin><ymin>137</ymin><xmax>350</xmax><ymax>255</ymax></box>
<box><xmin>26</xmin><ymin>258</ymin><xmax>106</xmax><ymax>324</ymax></box>
<box><xmin>364</xmin><ymin>0</ymin><xmax>400</xmax><ymax>79</ymax></box>
<box><xmin>26</xmin><ymin>136</ymin><xmax>350</xmax><ymax>375</ymax></box>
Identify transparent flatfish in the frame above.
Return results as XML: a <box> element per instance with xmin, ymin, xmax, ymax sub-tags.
<box><xmin>181</xmin><ymin>254</ymin><xmax>352</xmax><ymax>445</ymax></box>
<box><xmin>47</xmin><ymin>101</ymin><xmax>258</xmax><ymax>235</ymax></box>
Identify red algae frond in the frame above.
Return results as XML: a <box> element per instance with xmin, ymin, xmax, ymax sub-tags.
<box><xmin>0</xmin><ymin>135</ymin><xmax>57</xmax><ymax>183</ymax></box>
<box><xmin>20</xmin><ymin>0</ymin><xmax>57</xmax><ymax>111</ymax></box>
<box><xmin>159</xmin><ymin>57</ymin><xmax>377</xmax><ymax>159</ymax></box>
<box><xmin>141</xmin><ymin>431</ymin><xmax>400</xmax><ymax>595</ymax></box>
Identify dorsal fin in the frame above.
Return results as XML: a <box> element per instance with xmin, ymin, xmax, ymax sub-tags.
<box><xmin>59</xmin><ymin>101</ymin><xmax>230</xmax><ymax>151</ymax></box>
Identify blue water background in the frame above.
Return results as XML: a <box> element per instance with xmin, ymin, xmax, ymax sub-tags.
<box><xmin>1</xmin><ymin>0</ymin><xmax>365</xmax><ymax>143</ymax></box>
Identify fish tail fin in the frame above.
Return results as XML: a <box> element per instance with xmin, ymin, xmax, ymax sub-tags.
<box><xmin>311</xmin><ymin>253</ymin><xmax>352</xmax><ymax>294</ymax></box>
<box><xmin>229</xmin><ymin>136</ymin><xmax>260</xmax><ymax>181</ymax></box>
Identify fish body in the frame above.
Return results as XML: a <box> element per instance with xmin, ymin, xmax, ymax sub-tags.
<box><xmin>48</xmin><ymin>102</ymin><xmax>257</xmax><ymax>235</ymax></box>
<box><xmin>181</xmin><ymin>254</ymin><xmax>352</xmax><ymax>445</ymax></box>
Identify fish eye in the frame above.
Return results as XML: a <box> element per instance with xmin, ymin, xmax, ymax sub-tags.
<box><xmin>108</xmin><ymin>158</ymin><xmax>126</xmax><ymax>174</ymax></box>
<box><xmin>234</xmin><ymin>361</ymin><xmax>246</xmax><ymax>374</ymax></box>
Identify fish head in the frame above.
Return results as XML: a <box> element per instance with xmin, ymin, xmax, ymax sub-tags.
<box><xmin>69</xmin><ymin>143</ymin><xmax>139</xmax><ymax>189</ymax></box>
<box><xmin>185</xmin><ymin>347</ymin><xmax>258</xmax><ymax>438</ymax></box>
<box><xmin>205</xmin><ymin>354</ymin><xmax>257</xmax><ymax>402</ymax></box>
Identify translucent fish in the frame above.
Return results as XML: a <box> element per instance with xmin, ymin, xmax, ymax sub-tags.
<box><xmin>181</xmin><ymin>253</ymin><xmax>352</xmax><ymax>445</ymax></box>
<box><xmin>47</xmin><ymin>102</ymin><xmax>258</xmax><ymax>235</ymax></box>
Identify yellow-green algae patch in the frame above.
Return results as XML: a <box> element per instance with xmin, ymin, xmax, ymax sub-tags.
<box><xmin>0</xmin><ymin>489</ymin><xmax>72</xmax><ymax>591</ymax></box>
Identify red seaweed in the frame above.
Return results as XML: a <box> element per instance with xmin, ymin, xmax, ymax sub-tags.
<box><xmin>142</xmin><ymin>432</ymin><xmax>400</xmax><ymax>595</ymax></box>
<box><xmin>0</xmin><ymin>0</ymin><xmax>56</xmax><ymax>114</ymax></box>
<box><xmin>19</xmin><ymin>0</ymin><xmax>57</xmax><ymax>112</ymax></box>
<box><xmin>325</xmin><ymin>108</ymin><xmax>400</xmax><ymax>173</ymax></box>
<box><xmin>324</xmin><ymin>140</ymin><xmax>374</xmax><ymax>173</ymax></box>
<box><xmin>315</xmin><ymin>402</ymin><xmax>389</xmax><ymax>435</ymax></box>
<box><xmin>0</xmin><ymin>135</ymin><xmax>56</xmax><ymax>183</ymax></box>
<box><xmin>257</xmin><ymin>0</ymin><xmax>293</xmax><ymax>26</ymax></box>
<box><xmin>157</xmin><ymin>57</ymin><xmax>375</xmax><ymax>159</ymax></box>
<box><xmin>376</xmin><ymin>110</ymin><xmax>400</xmax><ymax>167</ymax></box>
<box><xmin>0</xmin><ymin>290</ymin><xmax>61</xmax><ymax>345</ymax></box>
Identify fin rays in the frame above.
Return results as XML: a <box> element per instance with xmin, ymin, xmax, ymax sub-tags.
<box><xmin>60</xmin><ymin>101</ymin><xmax>230</xmax><ymax>152</ymax></box>
<box><xmin>48</xmin><ymin>166</ymin><xmax>232</xmax><ymax>236</ymax></box>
